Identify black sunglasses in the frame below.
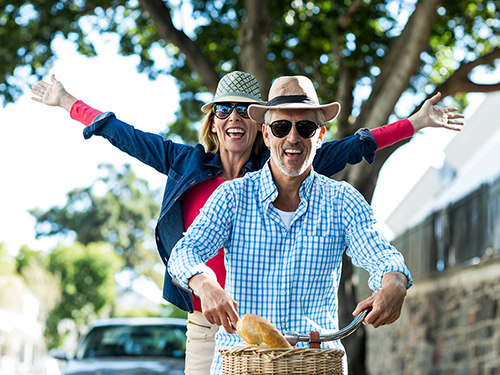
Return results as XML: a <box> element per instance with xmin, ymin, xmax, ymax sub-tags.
<box><xmin>268</xmin><ymin>120</ymin><xmax>321</xmax><ymax>138</ymax></box>
<box><xmin>213</xmin><ymin>103</ymin><xmax>250</xmax><ymax>119</ymax></box>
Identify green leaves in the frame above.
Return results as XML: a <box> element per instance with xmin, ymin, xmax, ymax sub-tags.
<box><xmin>48</xmin><ymin>241</ymin><xmax>122</xmax><ymax>315</ymax></box>
<box><xmin>42</xmin><ymin>241</ymin><xmax>123</xmax><ymax>348</ymax></box>
<box><xmin>426</xmin><ymin>1</ymin><xmax>499</xmax><ymax>81</ymax></box>
<box><xmin>30</xmin><ymin>163</ymin><xmax>161</xmax><ymax>275</ymax></box>
<box><xmin>3</xmin><ymin>0</ymin><xmax>499</xmax><ymax>144</ymax></box>
<box><xmin>18</xmin><ymin>162</ymin><xmax>165</xmax><ymax>348</ymax></box>
<box><xmin>28</xmin><ymin>163</ymin><xmax>166</xmax><ymax>349</ymax></box>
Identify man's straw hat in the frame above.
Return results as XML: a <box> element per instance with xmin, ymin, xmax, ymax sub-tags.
<box><xmin>248</xmin><ymin>76</ymin><xmax>341</xmax><ymax>123</ymax></box>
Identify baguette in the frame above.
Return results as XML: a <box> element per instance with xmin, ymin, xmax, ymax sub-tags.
<box><xmin>236</xmin><ymin>314</ymin><xmax>292</xmax><ymax>349</ymax></box>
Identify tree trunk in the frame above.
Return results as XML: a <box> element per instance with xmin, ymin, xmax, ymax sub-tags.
<box><xmin>335</xmin><ymin>65</ymin><xmax>358</xmax><ymax>140</ymax></box>
<box><xmin>238</xmin><ymin>0</ymin><xmax>272</xmax><ymax>97</ymax></box>
<box><xmin>354</xmin><ymin>0</ymin><xmax>442</xmax><ymax>131</ymax></box>
<box><xmin>336</xmin><ymin>1</ymin><xmax>443</xmax><ymax>373</ymax></box>
<box><xmin>336</xmin><ymin>0</ymin><xmax>442</xmax><ymax>200</ymax></box>
<box><xmin>338</xmin><ymin>252</ymin><xmax>367</xmax><ymax>375</ymax></box>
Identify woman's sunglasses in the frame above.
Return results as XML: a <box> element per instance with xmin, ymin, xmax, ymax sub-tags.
<box><xmin>268</xmin><ymin>120</ymin><xmax>321</xmax><ymax>138</ymax></box>
<box><xmin>213</xmin><ymin>103</ymin><xmax>250</xmax><ymax>119</ymax></box>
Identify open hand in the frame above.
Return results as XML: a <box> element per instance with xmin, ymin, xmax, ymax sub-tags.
<box><xmin>31</xmin><ymin>74</ymin><xmax>76</xmax><ymax>111</ymax></box>
<box><xmin>409</xmin><ymin>92</ymin><xmax>464</xmax><ymax>132</ymax></box>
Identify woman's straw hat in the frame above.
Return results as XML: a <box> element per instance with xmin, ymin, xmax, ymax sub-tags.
<box><xmin>201</xmin><ymin>71</ymin><xmax>266</xmax><ymax>113</ymax></box>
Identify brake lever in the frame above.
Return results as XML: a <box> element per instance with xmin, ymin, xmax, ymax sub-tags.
<box><xmin>171</xmin><ymin>276</ymin><xmax>201</xmax><ymax>299</ymax></box>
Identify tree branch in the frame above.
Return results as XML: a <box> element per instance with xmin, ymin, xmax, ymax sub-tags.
<box><xmin>138</xmin><ymin>0</ymin><xmax>220</xmax><ymax>92</ymax></box>
<box><xmin>338</xmin><ymin>0</ymin><xmax>364</xmax><ymax>30</ymax></box>
<box><xmin>349</xmin><ymin>49</ymin><xmax>500</xmax><ymax>201</ymax></box>
<box><xmin>458</xmin><ymin>48</ymin><xmax>500</xmax><ymax>73</ymax></box>
<box><xmin>360</xmin><ymin>51</ymin><xmax>500</xmax><ymax>197</ymax></box>
<box><xmin>430</xmin><ymin>48</ymin><xmax>500</xmax><ymax>98</ymax></box>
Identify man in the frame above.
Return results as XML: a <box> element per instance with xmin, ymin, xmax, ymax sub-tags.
<box><xmin>168</xmin><ymin>75</ymin><xmax>412</xmax><ymax>374</ymax></box>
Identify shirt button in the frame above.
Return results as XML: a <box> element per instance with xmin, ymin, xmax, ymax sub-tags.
<box><xmin>281</xmin><ymin>291</ymin><xmax>286</xmax><ymax>295</ymax></box>
<box><xmin>283</xmin><ymin>260</ymin><xmax>287</xmax><ymax>265</ymax></box>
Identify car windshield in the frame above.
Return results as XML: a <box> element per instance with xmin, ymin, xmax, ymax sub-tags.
<box><xmin>74</xmin><ymin>324</ymin><xmax>186</xmax><ymax>359</ymax></box>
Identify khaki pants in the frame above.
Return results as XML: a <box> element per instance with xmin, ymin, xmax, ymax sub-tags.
<box><xmin>185</xmin><ymin>311</ymin><xmax>219</xmax><ymax>375</ymax></box>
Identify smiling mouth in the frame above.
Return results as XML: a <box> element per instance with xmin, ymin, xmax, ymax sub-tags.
<box><xmin>227</xmin><ymin>128</ymin><xmax>246</xmax><ymax>139</ymax></box>
<box><xmin>284</xmin><ymin>148</ymin><xmax>302</xmax><ymax>157</ymax></box>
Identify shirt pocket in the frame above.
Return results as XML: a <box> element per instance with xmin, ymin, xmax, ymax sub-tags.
<box><xmin>297</xmin><ymin>235</ymin><xmax>337</xmax><ymax>278</ymax></box>
<box><xmin>167</xmin><ymin>168</ymin><xmax>184</xmax><ymax>184</ymax></box>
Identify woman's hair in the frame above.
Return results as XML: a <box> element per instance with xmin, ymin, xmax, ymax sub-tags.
<box><xmin>199</xmin><ymin>111</ymin><xmax>268</xmax><ymax>157</ymax></box>
<box><xmin>199</xmin><ymin>112</ymin><xmax>219</xmax><ymax>154</ymax></box>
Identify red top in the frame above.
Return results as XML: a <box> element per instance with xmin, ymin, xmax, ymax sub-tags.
<box><xmin>180</xmin><ymin>177</ymin><xmax>226</xmax><ymax>312</ymax></box>
<box><xmin>70</xmin><ymin>100</ymin><xmax>102</xmax><ymax>126</ymax></box>
<box><xmin>371</xmin><ymin>119</ymin><xmax>414</xmax><ymax>150</ymax></box>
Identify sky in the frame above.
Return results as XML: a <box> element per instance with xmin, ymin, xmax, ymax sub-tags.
<box><xmin>0</xmin><ymin>35</ymin><xmax>177</xmax><ymax>254</ymax></box>
<box><xmin>0</xmin><ymin>31</ymin><xmax>495</xmax><ymax>260</ymax></box>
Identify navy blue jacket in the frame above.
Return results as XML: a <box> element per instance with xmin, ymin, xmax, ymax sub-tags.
<box><xmin>84</xmin><ymin>112</ymin><xmax>377</xmax><ymax>312</ymax></box>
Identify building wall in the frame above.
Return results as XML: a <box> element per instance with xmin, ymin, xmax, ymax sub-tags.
<box><xmin>366</xmin><ymin>256</ymin><xmax>500</xmax><ymax>375</ymax></box>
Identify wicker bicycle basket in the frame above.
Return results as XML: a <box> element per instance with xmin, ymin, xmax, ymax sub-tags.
<box><xmin>220</xmin><ymin>346</ymin><xmax>345</xmax><ymax>375</ymax></box>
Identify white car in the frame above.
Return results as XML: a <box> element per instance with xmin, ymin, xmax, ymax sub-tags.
<box><xmin>54</xmin><ymin>317</ymin><xmax>187</xmax><ymax>375</ymax></box>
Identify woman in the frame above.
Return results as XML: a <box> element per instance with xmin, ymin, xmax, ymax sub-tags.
<box><xmin>31</xmin><ymin>71</ymin><xmax>462</xmax><ymax>374</ymax></box>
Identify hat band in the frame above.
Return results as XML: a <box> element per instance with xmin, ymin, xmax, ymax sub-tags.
<box><xmin>266</xmin><ymin>95</ymin><xmax>318</xmax><ymax>107</ymax></box>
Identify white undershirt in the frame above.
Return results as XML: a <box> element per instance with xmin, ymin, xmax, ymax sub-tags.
<box><xmin>275</xmin><ymin>207</ymin><xmax>296</xmax><ymax>229</ymax></box>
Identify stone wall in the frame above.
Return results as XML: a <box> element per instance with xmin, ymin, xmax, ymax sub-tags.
<box><xmin>366</xmin><ymin>256</ymin><xmax>500</xmax><ymax>375</ymax></box>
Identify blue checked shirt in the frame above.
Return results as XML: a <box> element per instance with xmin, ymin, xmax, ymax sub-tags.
<box><xmin>168</xmin><ymin>162</ymin><xmax>412</xmax><ymax>375</ymax></box>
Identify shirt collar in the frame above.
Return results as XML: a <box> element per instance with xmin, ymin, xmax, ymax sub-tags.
<box><xmin>259</xmin><ymin>160</ymin><xmax>316</xmax><ymax>208</ymax></box>
<box><xmin>204</xmin><ymin>152</ymin><xmax>222</xmax><ymax>170</ymax></box>
<box><xmin>299</xmin><ymin>167</ymin><xmax>315</xmax><ymax>201</ymax></box>
<box><xmin>259</xmin><ymin>162</ymin><xmax>277</xmax><ymax>206</ymax></box>
<box><xmin>205</xmin><ymin>152</ymin><xmax>260</xmax><ymax>174</ymax></box>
